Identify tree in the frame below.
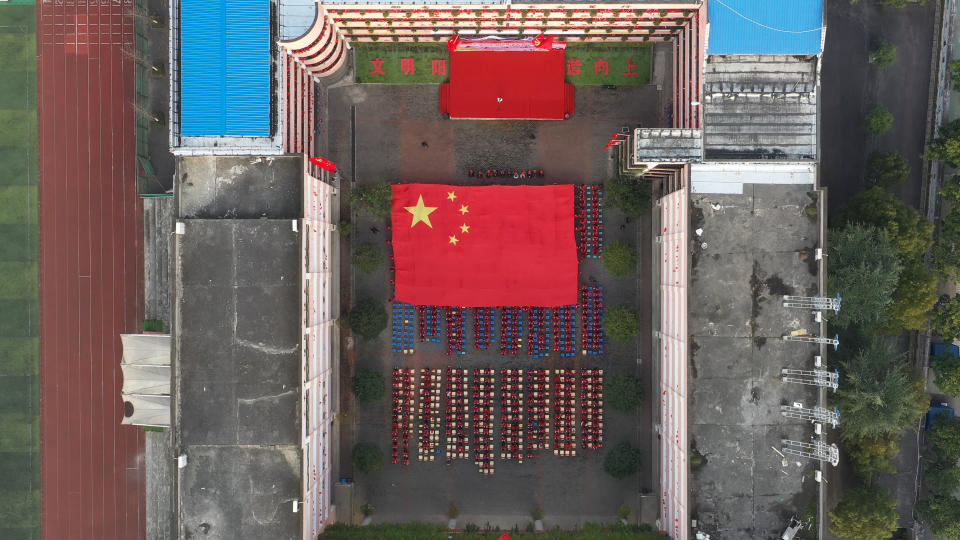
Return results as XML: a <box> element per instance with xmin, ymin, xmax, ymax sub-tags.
<box><xmin>918</xmin><ymin>496</ymin><xmax>960</xmax><ymax>540</ymax></box>
<box><xmin>348</xmin><ymin>298</ymin><xmax>387</xmax><ymax>340</ymax></box>
<box><xmin>349</xmin><ymin>182</ymin><xmax>393</xmax><ymax>219</ymax></box>
<box><xmin>927</xmin><ymin>119</ymin><xmax>960</xmax><ymax>167</ymax></box>
<box><xmin>352</xmin><ymin>442</ymin><xmax>384</xmax><ymax>473</ymax></box>
<box><xmin>602</xmin><ymin>241</ymin><xmax>637</xmax><ymax>277</ymax></box>
<box><xmin>933</xmin><ymin>352</ymin><xmax>960</xmax><ymax>396</ymax></box>
<box><xmin>924</xmin><ymin>454</ymin><xmax>960</xmax><ymax>495</ymax></box>
<box><xmin>353</xmin><ymin>243</ymin><xmax>384</xmax><ymax>273</ymax></box>
<box><xmin>869</xmin><ymin>39</ymin><xmax>897</xmax><ymax>68</ymax></box>
<box><xmin>828</xmin><ymin>486</ymin><xmax>898</xmax><ymax>540</ymax></box>
<box><xmin>351</xmin><ymin>369</ymin><xmax>386</xmax><ymax>403</ymax></box>
<box><xmin>838</xmin><ymin>187</ymin><xmax>934</xmax><ymax>261</ymax></box>
<box><xmin>929</xmin><ymin>415</ymin><xmax>960</xmax><ymax>458</ymax></box>
<box><xmin>934</xmin><ymin>207</ymin><xmax>960</xmax><ymax>278</ymax></box>
<box><xmin>865</xmin><ymin>105</ymin><xmax>893</xmax><ymax>135</ymax></box>
<box><xmin>607</xmin><ymin>374</ymin><xmax>643</xmax><ymax>412</ymax></box>
<box><xmin>827</xmin><ymin>224</ymin><xmax>901</xmax><ymax>329</ymax></box>
<box><xmin>881</xmin><ymin>262</ymin><xmax>937</xmax><ymax>332</ymax></box>
<box><xmin>835</xmin><ymin>339</ymin><xmax>929</xmax><ymax>440</ymax></box>
<box><xmin>950</xmin><ymin>60</ymin><xmax>960</xmax><ymax>91</ymax></box>
<box><xmin>933</xmin><ymin>294</ymin><xmax>960</xmax><ymax>341</ymax></box>
<box><xmin>607</xmin><ymin>175</ymin><xmax>652</xmax><ymax>218</ymax></box>
<box><xmin>603</xmin><ymin>441</ymin><xmax>641</xmax><ymax>478</ymax></box>
<box><xmin>844</xmin><ymin>434</ymin><xmax>899</xmax><ymax>478</ymax></box>
<box><xmin>604</xmin><ymin>304</ymin><xmax>640</xmax><ymax>343</ymax></box>
<box><xmin>864</xmin><ymin>151</ymin><xmax>909</xmax><ymax>188</ymax></box>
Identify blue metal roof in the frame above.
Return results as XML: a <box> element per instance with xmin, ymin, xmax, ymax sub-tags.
<box><xmin>708</xmin><ymin>0</ymin><xmax>823</xmax><ymax>55</ymax></box>
<box><xmin>180</xmin><ymin>0</ymin><xmax>271</xmax><ymax>137</ymax></box>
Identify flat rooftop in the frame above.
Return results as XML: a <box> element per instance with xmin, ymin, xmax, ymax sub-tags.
<box><xmin>688</xmin><ymin>183</ymin><xmax>820</xmax><ymax>539</ymax></box>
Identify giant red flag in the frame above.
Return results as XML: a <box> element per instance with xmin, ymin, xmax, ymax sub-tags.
<box><xmin>391</xmin><ymin>184</ymin><xmax>578</xmax><ymax>307</ymax></box>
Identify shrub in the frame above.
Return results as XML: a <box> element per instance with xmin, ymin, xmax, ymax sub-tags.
<box><xmin>351</xmin><ymin>369</ymin><xmax>386</xmax><ymax>403</ymax></box>
<box><xmin>349</xmin><ymin>182</ymin><xmax>392</xmax><ymax>219</ymax></box>
<box><xmin>951</xmin><ymin>60</ymin><xmax>960</xmax><ymax>91</ymax></box>
<box><xmin>602</xmin><ymin>241</ymin><xmax>637</xmax><ymax>277</ymax></box>
<box><xmin>604</xmin><ymin>441</ymin><xmax>641</xmax><ymax>478</ymax></box>
<box><xmin>869</xmin><ymin>39</ymin><xmax>897</xmax><ymax>68</ymax></box>
<box><xmin>530</xmin><ymin>507</ymin><xmax>545</xmax><ymax>521</ymax></box>
<box><xmin>604</xmin><ymin>304</ymin><xmax>640</xmax><ymax>343</ymax></box>
<box><xmin>617</xmin><ymin>504</ymin><xmax>631</xmax><ymax>520</ymax></box>
<box><xmin>607</xmin><ymin>175</ymin><xmax>652</xmax><ymax>218</ymax></box>
<box><xmin>348</xmin><ymin>298</ymin><xmax>387</xmax><ymax>340</ymax></box>
<box><xmin>352</xmin><ymin>442</ymin><xmax>384</xmax><ymax>474</ymax></box>
<box><xmin>353</xmin><ymin>242</ymin><xmax>384</xmax><ymax>273</ymax></box>
<box><xmin>446</xmin><ymin>503</ymin><xmax>460</xmax><ymax>519</ymax></box>
<box><xmin>865</xmin><ymin>105</ymin><xmax>893</xmax><ymax>135</ymax></box>
<box><xmin>607</xmin><ymin>373</ymin><xmax>643</xmax><ymax>412</ymax></box>
<box><xmin>865</xmin><ymin>151</ymin><xmax>909</xmax><ymax>188</ymax></box>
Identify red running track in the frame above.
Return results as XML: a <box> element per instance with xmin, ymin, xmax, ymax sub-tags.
<box><xmin>37</xmin><ymin>0</ymin><xmax>146</xmax><ymax>538</ymax></box>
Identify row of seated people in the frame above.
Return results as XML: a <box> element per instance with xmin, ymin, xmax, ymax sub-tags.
<box><xmin>418</xmin><ymin>368</ymin><xmax>443</xmax><ymax>461</ymax></box>
<box><xmin>473</xmin><ymin>307</ymin><xmax>496</xmax><ymax>350</ymax></box>
<box><xmin>575</xmin><ymin>185</ymin><xmax>604</xmax><ymax>259</ymax></box>
<box><xmin>469</xmin><ymin>168</ymin><xmax>545</xmax><ymax>179</ymax></box>
<box><xmin>580</xmin><ymin>369</ymin><xmax>604</xmax><ymax>449</ymax></box>
<box><xmin>552</xmin><ymin>306</ymin><xmax>577</xmax><ymax>357</ymax></box>
<box><xmin>527</xmin><ymin>308</ymin><xmax>552</xmax><ymax>359</ymax></box>
<box><xmin>499</xmin><ymin>307</ymin><xmax>524</xmax><ymax>355</ymax></box>
<box><xmin>473</xmin><ymin>367</ymin><xmax>496</xmax><ymax>474</ymax></box>
<box><xmin>500</xmin><ymin>368</ymin><xmax>525</xmax><ymax>462</ymax></box>
<box><xmin>526</xmin><ymin>369</ymin><xmax>551</xmax><ymax>455</ymax></box>
<box><xmin>418</xmin><ymin>305</ymin><xmax>442</xmax><ymax>343</ymax></box>
<box><xmin>580</xmin><ymin>286</ymin><xmax>605</xmax><ymax>355</ymax></box>
<box><xmin>391</xmin><ymin>369</ymin><xmax>415</xmax><ymax>465</ymax></box>
<box><xmin>553</xmin><ymin>369</ymin><xmax>578</xmax><ymax>456</ymax></box>
<box><xmin>444</xmin><ymin>368</ymin><xmax>470</xmax><ymax>460</ymax></box>
<box><xmin>391</xmin><ymin>301</ymin><xmax>416</xmax><ymax>354</ymax></box>
<box><xmin>446</xmin><ymin>307</ymin><xmax>466</xmax><ymax>355</ymax></box>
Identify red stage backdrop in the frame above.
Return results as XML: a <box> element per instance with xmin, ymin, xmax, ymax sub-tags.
<box><xmin>391</xmin><ymin>184</ymin><xmax>578</xmax><ymax>307</ymax></box>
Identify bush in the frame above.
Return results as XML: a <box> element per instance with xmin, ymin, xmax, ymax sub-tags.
<box><xmin>348</xmin><ymin>298</ymin><xmax>387</xmax><ymax>340</ymax></box>
<box><xmin>351</xmin><ymin>369</ymin><xmax>386</xmax><ymax>403</ymax></box>
<box><xmin>530</xmin><ymin>507</ymin><xmax>545</xmax><ymax>521</ymax></box>
<box><xmin>602</xmin><ymin>241</ymin><xmax>637</xmax><ymax>277</ymax></box>
<box><xmin>338</xmin><ymin>219</ymin><xmax>353</xmax><ymax>236</ymax></box>
<box><xmin>446</xmin><ymin>503</ymin><xmax>460</xmax><ymax>519</ymax></box>
<box><xmin>350</xmin><ymin>182</ymin><xmax>393</xmax><ymax>219</ymax></box>
<box><xmin>865</xmin><ymin>151</ymin><xmax>909</xmax><ymax>188</ymax></box>
<box><xmin>353</xmin><ymin>243</ymin><xmax>384</xmax><ymax>273</ymax></box>
<box><xmin>607</xmin><ymin>175</ymin><xmax>652</xmax><ymax>218</ymax></box>
<box><xmin>828</xmin><ymin>485</ymin><xmax>898</xmax><ymax>540</ymax></box>
<box><xmin>927</xmin><ymin>119</ymin><xmax>960</xmax><ymax>167</ymax></box>
<box><xmin>604</xmin><ymin>441</ymin><xmax>641</xmax><ymax>478</ymax></box>
<box><xmin>869</xmin><ymin>39</ymin><xmax>897</xmax><ymax>68</ymax></box>
<box><xmin>607</xmin><ymin>373</ymin><xmax>643</xmax><ymax>412</ymax></box>
<box><xmin>865</xmin><ymin>105</ymin><xmax>893</xmax><ymax>135</ymax></box>
<box><xmin>352</xmin><ymin>442</ymin><xmax>384</xmax><ymax>474</ymax></box>
<box><xmin>934</xmin><ymin>353</ymin><xmax>960</xmax><ymax>397</ymax></box>
<box><xmin>951</xmin><ymin>60</ymin><xmax>960</xmax><ymax>91</ymax></box>
<box><xmin>617</xmin><ymin>504</ymin><xmax>631</xmax><ymax>520</ymax></box>
<box><xmin>604</xmin><ymin>304</ymin><xmax>640</xmax><ymax>343</ymax></box>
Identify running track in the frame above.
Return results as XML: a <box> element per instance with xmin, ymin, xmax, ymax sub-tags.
<box><xmin>37</xmin><ymin>0</ymin><xmax>146</xmax><ymax>537</ymax></box>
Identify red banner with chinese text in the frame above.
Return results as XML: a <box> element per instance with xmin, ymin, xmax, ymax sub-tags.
<box><xmin>391</xmin><ymin>184</ymin><xmax>578</xmax><ymax>307</ymax></box>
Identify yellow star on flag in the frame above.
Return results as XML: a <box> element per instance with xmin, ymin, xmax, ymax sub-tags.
<box><xmin>404</xmin><ymin>195</ymin><xmax>438</xmax><ymax>228</ymax></box>
<box><xmin>460</xmin><ymin>223</ymin><xmax>470</xmax><ymax>234</ymax></box>
<box><xmin>447</xmin><ymin>191</ymin><xmax>457</xmax><ymax>202</ymax></box>
<box><xmin>449</xmin><ymin>235</ymin><xmax>459</xmax><ymax>245</ymax></box>
<box><xmin>459</xmin><ymin>204</ymin><xmax>469</xmax><ymax>215</ymax></box>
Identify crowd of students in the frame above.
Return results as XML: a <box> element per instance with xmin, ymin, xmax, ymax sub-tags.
<box><xmin>580</xmin><ymin>369</ymin><xmax>604</xmax><ymax>449</ymax></box>
<box><xmin>552</xmin><ymin>306</ymin><xmax>577</xmax><ymax>357</ymax></box>
<box><xmin>468</xmin><ymin>168</ymin><xmax>545</xmax><ymax>180</ymax></box>
<box><xmin>473</xmin><ymin>307</ymin><xmax>496</xmax><ymax>350</ymax></box>
<box><xmin>445</xmin><ymin>307</ymin><xmax>466</xmax><ymax>355</ymax></box>
<box><xmin>580</xmin><ymin>286</ymin><xmax>605</xmax><ymax>355</ymax></box>
<box><xmin>391</xmin><ymin>302</ymin><xmax>416</xmax><ymax>354</ymax></box>
<box><xmin>499</xmin><ymin>307</ymin><xmax>524</xmax><ymax>355</ymax></box>
<box><xmin>500</xmin><ymin>368</ymin><xmax>525</xmax><ymax>462</ymax></box>
<box><xmin>472</xmin><ymin>367</ymin><xmax>496</xmax><ymax>474</ymax></box>
<box><xmin>444</xmin><ymin>368</ymin><xmax>471</xmax><ymax>460</ymax></box>
<box><xmin>417</xmin><ymin>368</ymin><xmax>442</xmax><ymax>462</ymax></box>
<box><xmin>552</xmin><ymin>369</ymin><xmax>578</xmax><ymax>456</ymax></box>
<box><xmin>527</xmin><ymin>307</ymin><xmax>552</xmax><ymax>358</ymax></box>
<box><xmin>418</xmin><ymin>305</ymin><xmax>442</xmax><ymax>344</ymax></box>
<box><xmin>526</xmin><ymin>369</ymin><xmax>551</xmax><ymax>455</ymax></box>
<box><xmin>391</xmin><ymin>368</ymin><xmax>415</xmax><ymax>465</ymax></box>
<box><xmin>575</xmin><ymin>185</ymin><xmax>604</xmax><ymax>260</ymax></box>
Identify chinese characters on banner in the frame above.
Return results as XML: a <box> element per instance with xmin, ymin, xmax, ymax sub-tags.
<box><xmin>566</xmin><ymin>57</ymin><xmax>640</xmax><ymax>78</ymax></box>
<box><xmin>368</xmin><ymin>57</ymin><xmax>447</xmax><ymax>76</ymax></box>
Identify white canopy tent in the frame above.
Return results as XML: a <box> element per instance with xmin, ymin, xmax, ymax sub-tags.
<box><xmin>120</xmin><ymin>333</ymin><xmax>171</xmax><ymax>427</ymax></box>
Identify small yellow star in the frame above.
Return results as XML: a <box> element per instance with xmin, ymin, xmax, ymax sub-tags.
<box><xmin>460</xmin><ymin>223</ymin><xmax>470</xmax><ymax>234</ymax></box>
<box><xmin>449</xmin><ymin>235</ymin><xmax>459</xmax><ymax>245</ymax></box>
<box><xmin>459</xmin><ymin>204</ymin><xmax>469</xmax><ymax>215</ymax></box>
<box><xmin>447</xmin><ymin>191</ymin><xmax>457</xmax><ymax>202</ymax></box>
<box><xmin>404</xmin><ymin>195</ymin><xmax>438</xmax><ymax>228</ymax></box>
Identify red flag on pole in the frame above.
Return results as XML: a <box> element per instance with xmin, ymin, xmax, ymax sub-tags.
<box><xmin>309</xmin><ymin>157</ymin><xmax>337</xmax><ymax>172</ymax></box>
<box><xmin>447</xmin><ymin>34</ymin><xmax>461</xmax><ymax>52</ymax></box>
<box><xmin>390</xmin><ymin>184</ymin><xmax>578</xmax><ymax>307</ymax></box>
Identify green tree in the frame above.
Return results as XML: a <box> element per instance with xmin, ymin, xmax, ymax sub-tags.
<box><xmin>918</xmin><ymin>496</ymin><xmax>960</xmax><ymax>540</ymax></box>
<box><xmin>929</xmin><ymin>415</ymin><xmax>960</xmax><ymax>458</ymax></box>
<box><xmin>827</xmin><ymin>224</ymin><xmax>901</xmax><ymax>329</ymax></box>
<box><xmin>869</xmin><ymin>39</ymin><xmax>897</xmax><ymax>68</ymax></box>
<box><xmin>924</xmin><ymin>454</ymin><xmax>960</xmax><ymax>495</ymax></box>
<box><xmin>828</xmin><ymin>486</ymin><xmax>898</xmax><ymax>540</ymax></box>
<box><xmin>933</xmin><ymin>352</ymin><xmax>960</xmax><ymax>396</ymax></box>
<box><xmin>352</xmin><ymin>442</ymin><xmax>384</xmax><ymax>474</ymax></box>
<box><xmin>349</xmin><ymin>182</ymin><xmax>393</xmax><ymax>219</ymax></box>
<box><xmin>604</xmin><ymin>304</ymin><xmax>640</xmax><ymax>343</ymax></box>
<box><xmin>838</xmin><ymin>186</ymin><xmax>934</xmax><ymax>261</ymax></box>
<box><xmin>933</xmin><ymin>294</ymin><xmax>960</xmax><ymax>341</ymax></box>
<box><xmin>927</xmin><ymin>119</ymin><xmax>960</xmax><ymax>167</ymax></box>
<box><xmin>951</xmin><ymin>60</ymin><xmax>960</xmax><ymax>91</ymax></box>
<box><xmin>607</xmin><ymin>175</ymin><xmax>652</xmax><ymax>218</ymax></box>
<box><xmin>602</xmin><ymin>241</ymin><xmax>637</xmax><ymax>277</ymax></box>
<box><xmin>352</xmin><ymin>242</ymin><xmax>384</xmax><ymax>273</ymax></box>
<box><xmin>835</xmin><ymin>339</ymin><xmax>929</xmax><ymax>440</ymax></box>
<box><xmin>603</xmin><ymin>441</ymin><xmax>642</xmax><ymax>478</ymax></box>
<box><xmin>348</xmin><ymin>298</ymin><xmax>387</xmax><ymax>340</ymax></box>
<box><xmin>607</xmin><ymin>374</ymin><xmax>643</xmax><ymax>412</ymax></box>
<box><xmin>351</xmin><ymin>369</ymin><xmax>386</xmax><ymax>403</ymax></box>
<box><xmin>865</xmin><ymin>151</ymin><xmax>909</xmax><ymax>188</ymax></box>
<box><xmin>865</xmin><ymin>105</ymin><xmax>893</xmax><ymax>135</ymax></box>
<box><xmin>934</xmin><ymin>207</ymin><xmax>960</xmax><ymax>278</ymax></box>
<box><xmin>881</xmin><ymin>262</ymin><xmax>937</xmax><ymax>332</ymax></box>
<box><xmin>844</xmin><ymin>434</ymin><xmax>899</xmax><ymax>478</ymax></box>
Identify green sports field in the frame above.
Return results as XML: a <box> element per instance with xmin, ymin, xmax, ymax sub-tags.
<box><xmin>0</xmin><ymin>3</ymin><xmax>40</xmax><ymax>539</ymax></box>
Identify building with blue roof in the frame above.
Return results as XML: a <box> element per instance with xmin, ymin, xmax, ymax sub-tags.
<box><xmin>707</xmin><ymin>0</ymin><xmax>824</xmax><ymax>56</ymax></box>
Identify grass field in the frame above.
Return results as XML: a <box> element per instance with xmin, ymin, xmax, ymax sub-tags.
<box><xmin>353</xmin><ymin>42</ymin><xmax>651</xmax><ymax>86</ymax></box>
<box><xmin>0</xmin><ymin>4</ymin><xmax>40</xmax><ymax>539</ymax></box>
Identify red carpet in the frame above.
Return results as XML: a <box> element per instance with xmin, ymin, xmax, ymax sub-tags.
<box><xmin>391</xmin><ymin>184</ymin><xmax>578</xmax><ymax>307</ymax></box>
<box><xmin>440</xmin><ymin>37</ymin><xmax>575</xmax><ymax>120</ymax></box>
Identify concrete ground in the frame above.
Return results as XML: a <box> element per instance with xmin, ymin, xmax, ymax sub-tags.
<box><xmin>323</xmin><ymin>80</ymin><xmax>662</xmax><ymax>528</ymax></box>
<box><xmin>688</xmin><ymin>184</ymin><xmax>821</xmax><ymax>540</ymax></box>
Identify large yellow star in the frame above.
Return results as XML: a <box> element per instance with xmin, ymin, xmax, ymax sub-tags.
<box><xmin>404</xmin><ymin>195</ymin><xmax>438</xmax><ymax>228</ymax></box>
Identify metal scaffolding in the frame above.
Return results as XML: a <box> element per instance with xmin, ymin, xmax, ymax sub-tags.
<box><xmin>780</xmin><ymin>404</ymin><xmax>840</xmax><ymax>428</ymax></box>
<box><xmin>781</xmin><ymin>439</ymin><xmax>839</xmax><ymax>467</ymax></box>
<box><xmin>782</xmin><ymin>333</ymin><xmax>839</xmax><ymax>350</ymax></box>
<box><xmin>782</xmin><ymin>295</ymin><xmax>841</xmax><ymax>312</ymax></box>
<box><xmin>781</xmin><ymin>369</ymin><xmax>839</xmax><ymax>391</ymax></box>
